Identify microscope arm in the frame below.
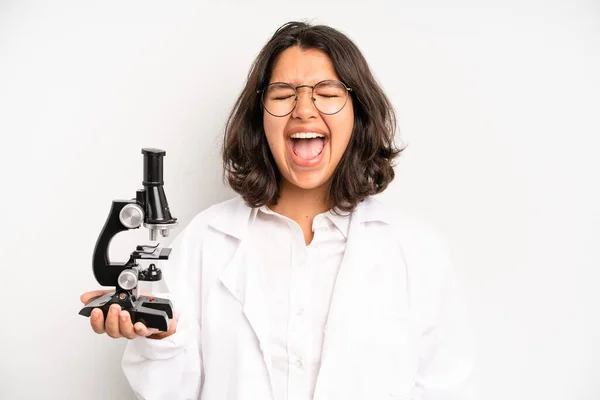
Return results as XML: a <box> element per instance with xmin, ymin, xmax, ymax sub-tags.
<box><xmin>92</xmin><ymin>199</ymin><xmax>137</xmax><ymax>287</ymax></box>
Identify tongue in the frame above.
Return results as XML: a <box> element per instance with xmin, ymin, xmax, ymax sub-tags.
<box><xmin>292</xmin><ymin>138</ymin><xmax>325</xmax><ymax>160</ymax></box>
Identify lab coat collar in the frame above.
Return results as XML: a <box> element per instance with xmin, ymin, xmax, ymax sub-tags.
<box><xmin>205</xmin><ymin>196</ymin><xmax>257</xmax><ymax>240</ymax></box>
<box><xmin>254</xmin><ymin>203</ymin><xmax>352</xmax><ymax>239</ymax></box>
<box><xmin>207</xmin><ymin>195</ymin><xmax>391</xmax><ymax>240</ymax></box>
<box><xmin>325</xmin><ymin>209</ymin><xmax>351</xmax><ymax>239</ymax></box>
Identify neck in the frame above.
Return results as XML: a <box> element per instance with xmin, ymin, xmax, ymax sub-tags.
<box><xmin>269</xmin><ymin>180</ymin><xmax>331</xmax><ymax>222</ymax></box>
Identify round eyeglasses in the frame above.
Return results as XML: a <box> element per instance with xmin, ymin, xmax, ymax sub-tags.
<box><xmin>257</xmin><ymin>80</ymin><xmax>353</xmax><ymax>117</ymax></box>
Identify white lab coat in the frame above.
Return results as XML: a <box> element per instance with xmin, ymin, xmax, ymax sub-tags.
<box><xmin>122</xmin><ymin>196</ymin><xmax>475</xmax><ymax>400</ymax></box>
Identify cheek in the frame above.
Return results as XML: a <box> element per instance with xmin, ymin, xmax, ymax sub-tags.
<box><xmin>333</xmin><ymin>130</ymin><xmax>352</xmax><ymax>158</ymax></box>
<box><xmin>327</xmin><ymin>112</ymin><xmax>354</xmax><ymax>156</ymax></box>
<box><xmin>263</xmin><ymin>115</ymin><xmax>286</xmax><ymax>149</ymax></box>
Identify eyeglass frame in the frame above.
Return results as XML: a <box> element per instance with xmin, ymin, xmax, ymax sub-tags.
<box><xmin>257</xmin><ymin>79</ymin><xmax>353</xmax><ymax>117</ymax></box>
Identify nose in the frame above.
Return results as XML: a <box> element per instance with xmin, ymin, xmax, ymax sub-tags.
<box><xmin>291</xmin><ymin>86</ymin><xmax>318</xmax><ymax>120</ymax></box>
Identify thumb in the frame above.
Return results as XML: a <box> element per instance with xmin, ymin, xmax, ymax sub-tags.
<box><xmin>80</xmin><ymin>289</ymin><xmax>113</xmax><ymax>305</ymax></box>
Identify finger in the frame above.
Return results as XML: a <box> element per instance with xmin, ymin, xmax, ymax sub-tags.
<box><xmin>90</xmin><ymin>308</ymin><xmax>106</xmax><ymax>334</ymax></box>
<box><xmin>133</xmin><ymin>322</ymin><xmax>155</xmax><ymax>337</ymax></box>
<box><xmin>148</xmin><ymin>327</ymin><xmax>161</xmax><ymax>335</ymax></box>
<box><xmin>133</xmin><ymin>322</ymin><xmax>161</xmax><ymax>337</ymax></box>
<box><xmin>119</xmin><ymin>311</ymin><xmax>137</xmax><ymax>339</ymax></box>
<box><xmin>105</xmin><ymin>304</ymin><xmax>122</xmax><ymax>338</ymax></box>
<box><xmin>80</xmin><ymin>290</ymin><xmax>112</xmax><ymax>305</ymax></box>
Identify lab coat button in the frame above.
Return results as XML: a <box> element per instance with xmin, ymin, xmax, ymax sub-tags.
<box><xmin>295</xmin><ymin>358</ymin><xmax>303</xmax><ymax>369</ymax></box>
<box><xmin>296</xmin><ymin>308</ymin><xmax>304</xmax><ymax>317</ymax></box>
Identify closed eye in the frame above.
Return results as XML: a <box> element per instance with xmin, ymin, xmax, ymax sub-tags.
<box><xmin>273</xmin><ymin>95</ymin><xmax>295</xmax><ymax>101</ymax></box>
<box><xmin>317</xmin><ymin>94</ymin><xmax>339</xmax><ymax>99</ymax></box>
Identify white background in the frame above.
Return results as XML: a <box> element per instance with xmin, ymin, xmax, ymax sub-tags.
<box><xmin>1</xmin><ymin>1</ymin><xmax>599</xmax><ymax>399</ymax></box>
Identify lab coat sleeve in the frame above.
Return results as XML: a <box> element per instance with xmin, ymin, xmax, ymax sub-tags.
<box><xmin>121</xmin><ymin>217</ymin><xmax>205</xmax><ymax>400</ymax></box>
<box><xmin>411</xmin><ymin>231</ymin><xmax>477</xmax><ymax>400</ymax></box>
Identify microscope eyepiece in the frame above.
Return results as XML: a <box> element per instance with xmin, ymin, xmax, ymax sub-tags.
<box><xmin>140</xmin><ymin>148</ymin><xmax>177</xmax><ymax>240</ymax></box>
<box><xmin>142</xmin><ymin>148</ymin><xmax>166</xmax><ymax>186</ymax></box>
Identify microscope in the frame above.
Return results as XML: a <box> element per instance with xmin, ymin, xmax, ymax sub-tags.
<box><xmin>79</xmin><ymin>148</ymin><xmax>178</xmax><ymax>331</ymax></box>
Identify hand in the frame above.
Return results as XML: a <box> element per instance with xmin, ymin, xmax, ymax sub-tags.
<box><xmin>80</xmin><ymin>290</ymin><xmax>177</xmax><ymax>340</ymax></box>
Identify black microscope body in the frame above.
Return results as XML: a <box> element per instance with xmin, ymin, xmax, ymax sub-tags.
<box><xmin>79</xmin><ymin>148</ymin><xmax>178</xmax><ymax>332</ymax></box>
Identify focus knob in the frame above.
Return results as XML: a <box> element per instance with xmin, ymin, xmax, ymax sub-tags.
<box><xmin>119</xmin><ymin>203</ymin><xmax>144</xmax><ymax>229</ymax></box>
<box><xmin>117</xmin><ymin>269</ymin><xmax>138</xmax><ymax>290</ymax></box>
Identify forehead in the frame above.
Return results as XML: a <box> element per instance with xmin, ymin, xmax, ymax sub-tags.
<box><xmin>270</xmin><ymin>46</ymin><xmax>340</xmax><ymax>85</ymax></box>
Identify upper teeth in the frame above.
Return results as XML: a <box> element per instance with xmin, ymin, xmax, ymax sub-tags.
<box><xmin>290</xmin><ymin>132</ymin><xmax>325</xmax><ymax>139</ymax></box>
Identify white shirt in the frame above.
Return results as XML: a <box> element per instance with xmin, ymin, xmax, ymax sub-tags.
<box><xmin>250</xmin><ymin>206</ymin><xmax>350</xmax><ymax>400</ymax></box>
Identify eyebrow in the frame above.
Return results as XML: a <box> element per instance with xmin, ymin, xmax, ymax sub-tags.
<box><xmin>268</xmin><ymin>78</ymin><xmax>340</xmax><ymax>86</ymax></box>
<box><xmin>315</xmin><ymin>81</ymin><xmax>339</xmax><ymax>88</ymax></box>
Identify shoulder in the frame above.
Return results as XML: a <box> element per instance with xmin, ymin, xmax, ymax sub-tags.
<box><xmin>183</xmin><ymin>195</ymin><xmax>249</xmax><ymax>233</ymax></box>
<box><xmin>169</xmin><ymin>195</ymin><xmax>251</xmax><ymax>250</ymax></box>
<box><xmin>193</xmin><ymin>195</ymin><xmax>248</xmax><ymax>222</ymax></box>
<box><xmin>360</xmin><ymin>196</ymin><xmax>452</xmax><ymax>277</ymax></box>
<box><xmin>359</xmin><ymin>196</ymin><xmax>440</xmax><ymax>242</ymax></box>
<box><xmin>362</xmin><ymin>198</ymin><xmax>461</xmax><ymax>321</ymax></box>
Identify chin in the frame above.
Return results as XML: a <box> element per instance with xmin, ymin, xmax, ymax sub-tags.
<box><xmin>286</xmin><ymin>170</ymin><xmax>331</xmax><ymax>191</ymax></box>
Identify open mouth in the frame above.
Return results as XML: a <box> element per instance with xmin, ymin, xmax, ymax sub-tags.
<box><xmin>289</xmin><ymin>132</ymin><xmax>327</xmax><ymax>161</ymax></box>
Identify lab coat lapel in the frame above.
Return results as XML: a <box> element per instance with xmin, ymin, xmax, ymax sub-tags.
<box><xmin>218</xmin><ymin>238</ymin><xmax>272</xmax><ymax>364</ymax></box>
<box><xmin>217</xmin><ymin>238</ymin><xmax>275</xmax><ymax>394</ymax></box>
<box><xmin>314</xmin><ymin>198</ymin><xmax>391</xmax><ymax>397</ymax></box>
<box><xmin>210</xmin><ymin>201</ymin><xmax>275</xmax><ymax>394</ymax></box>
<box><xmin>314</xmin><ymin>203</ymin><xmax>372</xmax><ymax>393</ymax></box>
<box><xmin>326</xmin><ymin>198</ymin><xmax>391</xmax><ymax>318</ymax></box>
<box><xmin>322</xmin><ymin>208</ymin><xmax>367</xmax><ymax>328</ymax></box>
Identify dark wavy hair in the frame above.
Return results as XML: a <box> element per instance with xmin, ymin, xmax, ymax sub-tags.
<box><xmin>222</xmin><ymin>21</ymin><xmax>403</xmax><ymax>213</ymax></box>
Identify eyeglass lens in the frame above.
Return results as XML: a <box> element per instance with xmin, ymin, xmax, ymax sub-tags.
<box><xmin>263</xmin><ymin>80</ymin><xmax>348</xmax><ymax>116</ymax></box>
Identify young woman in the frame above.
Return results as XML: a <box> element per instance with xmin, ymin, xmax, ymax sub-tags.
<box><xmin>81</xmin><ymin>21</ymin><xmax>474</xmax><ymax>400</ymax></box>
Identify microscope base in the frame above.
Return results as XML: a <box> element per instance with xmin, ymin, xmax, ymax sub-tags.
<box><xmin>79</xmin><ymin>291</ymin><xmax>173</xmax><ymax>332</ymax></box>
